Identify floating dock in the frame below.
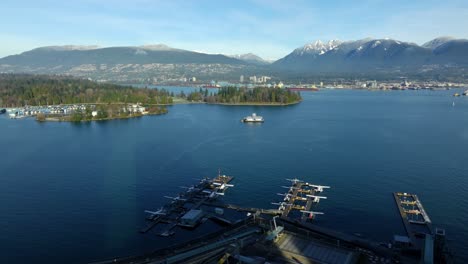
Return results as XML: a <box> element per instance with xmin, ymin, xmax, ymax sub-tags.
<box><xmin>393</xmin><ymin>192</ymin><xmax>434</xmax><ymax>250</ymax></box>
<box><xmin>91</xmin><ymin>177</ymin><xmax>454</xmax><ymax>264</ymax></box>
<box><xmin>140</xmin><ymin>171</ymin><xmax>234</xmax><ymax>236</ymax></box>
<box><xmin>273</xmin><ymin>178</ymin><xmax>329</xmax><ymax>222</ymax></box>
<box><xmin>393</xmin><ymin>192</ymin><xmax>452</xmax><ymax>263</ymax></box>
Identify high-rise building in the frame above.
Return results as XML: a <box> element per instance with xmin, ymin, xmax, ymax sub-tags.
<box><xmin>240</xmin><ymin>75</ymin><xmax>244</xmax><ymax>83</ymax></box>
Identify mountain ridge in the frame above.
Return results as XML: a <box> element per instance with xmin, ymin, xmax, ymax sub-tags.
<box><xmin>1</xmin><ymin>37</ymin><xmax>468</xmax><ymax>81</ymax></box>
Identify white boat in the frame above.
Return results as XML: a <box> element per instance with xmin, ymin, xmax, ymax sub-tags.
<box><xmin>241</xmin><ymin>113</ymin><xmax>264</xmax><ymax>123</ymax></box>
<box><xmin>463</xmin><ymin>90</ymin><xmax>468</xmax><ymax>96</ymax></box>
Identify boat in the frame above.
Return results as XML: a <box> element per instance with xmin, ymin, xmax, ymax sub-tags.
<box><xmin>241</xmin><ymin>113</ymin><xmax>264</xmax><ymax>123</ymax></box>
<box><xmin>202</xmin><ymin>84</ymin><xmax>220</xmax><ymax>89</ymax></box>
<box><xmin>0</xmin><ymin>108</ymin><xmax>6</xmax><ymax>114</ymax></box>
<box><xmin>463</xmin><ymin>90</ymin><xmax>468</xmax><ymax>96</ymax></box>
<box><xmin>454</xmin><ymin>93</ymin><xmax>460</xmax><ymax>97</ymax></box>
<box><xmin>9</xmin><ymin>111</ymin><xmax>25</xmax><ymax>119</ymax></box>
<box><xmin>286</xmin><ymin>86</ymin><xmax>319</xmax><ymax>92</ymax></box>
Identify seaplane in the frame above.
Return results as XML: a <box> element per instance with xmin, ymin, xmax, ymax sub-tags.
<box><xmin>202</xmin><ymin>190</ymin><xmax>225</xmax><ymax>198</ymax></box>
<box><xmin>286</xmin><ymin>178</ymin><xmax>303</xmax><ymax>184</ymax></box>
<box><xmin>306</xmin><ymin>194</ymin><xmax>327</xmax><ymax>203</ymax></box>
<box><xmin>300</xmin><ymin>210</ymin><xmax>324</xmax><ymax>219</ymax></box>
<box><xmin>281</xmin><ymin>186</ymin><xmax>300</xmax><ymax>193</ymax></box>
<box><xmin>144</xmin><ymin>208</ymin><xmax>166</xmax><ymax>217</ymax></box>
<box><xmin>277</xmin><ymin>193</ymin><xmax>293</xmax><ymax>201</ymax></box>
<box><xmin>212</xmin><ymin>182</ymin><xmax>234</xmax><ymax>190</ymax></box>
<box><xmin>163</xmin><ymin>195</ymin><xmax>187</xmax><ymax>202</ymax></box>
<box><xmin>271</xmin><ymin>202</ymin><xmax>293</xmax><ymax>211</ymax></box>
<box><xmin>309</xmin><ymin>184</ymin><xmax>330</xmax><ymax>193</ymax></box>
<box><xmin>196</xmin><ymin>177</ymin><xmax>211</xmax><ymax>184</ymax></box>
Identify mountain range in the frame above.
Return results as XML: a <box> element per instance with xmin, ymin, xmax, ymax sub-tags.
<box><xmin>272</xmin><ymin>37</ymin><xmax>468</xmax><ymax>73</ymax></box>
<box><xmin>1</xmin><ymin>37</ymin><xmax>467</xmax><ymax>81</ymax></box>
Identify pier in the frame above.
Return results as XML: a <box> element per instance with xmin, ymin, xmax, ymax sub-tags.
<box><xmin>140</xmin><ymin>171</ymin><xmax>234</xmax><ymax>236</ymax></box>
<box><xmin>392</xmin><ymin>192</ymin><xmax>452</xmax><ymax>263</ymax></box>
<box><xmin>91</xmin><ymin>174</ymin><xmax>454</xmax><ymax>264</ymax></box>
<box><xmin>273</xmin><ymin>178</ymin><xmax>329</xmax><ymax>222</ymax></box>
<box><xmin>394</xmin><ymin>192</ymin><xmax>434</xmax><ymax>246</ymax></box>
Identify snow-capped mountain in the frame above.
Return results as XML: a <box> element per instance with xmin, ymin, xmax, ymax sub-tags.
<box><xmin>137</xmin><ymin>44</ymin><xmax>178</xmax><ymax>51</ymax></box>
<box><xmin>273</xmin><ymin>37</ymin><xmax>468</xmax><ymax>73</ymax></box>
<box><xmin>33</xmin><ymin>45</ymin><xmax>100</xmax><ymax>51</ymax></box>
<box><xmin>422</xmin><ymin>37</ymin><xmax>455</xmax><ymax>50</ymax></box>
<box><xmin>229</xmin><ymin>53</ymin><xmax>270</xmax><ymax>65</ymax></box>
<box><xmin>293</xmin><ymin>40</ymin><xmax>342</xmax><ymax>56</ymax></box>
<box><xmin>0</xmin><ymin>44</ymin><xmax>246</xmax><ymax>68</ymax></box>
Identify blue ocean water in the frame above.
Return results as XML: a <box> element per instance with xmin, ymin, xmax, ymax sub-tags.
<box><xmin>1</xmin><ymin>88</ymin><xmax>467</xmax><ymax>263</ymax></box>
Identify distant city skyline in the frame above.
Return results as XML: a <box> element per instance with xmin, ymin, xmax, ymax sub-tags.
<box><xmin>1</xmin><ymin>0</ymin><xmax>468</xmax><ymax>59</ymax></box>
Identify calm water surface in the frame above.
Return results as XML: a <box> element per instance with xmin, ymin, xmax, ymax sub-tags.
<box><xmin>1</xmin><ymin>89</ymin><xmax>467</xmax><ymax>263</ymax></box>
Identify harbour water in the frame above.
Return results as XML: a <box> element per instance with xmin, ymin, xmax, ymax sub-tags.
<box><xmin>1</xmin><ymin>89</ymin><xmax>467</xmax><ymax>263</ymax></box>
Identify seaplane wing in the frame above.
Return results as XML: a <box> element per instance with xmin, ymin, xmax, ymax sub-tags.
<box><xmin>164</xmin><ymin>196</ymin><xmax>187</xmax><ymax>201</ymax></box>
<box><xmin>300</xmin><ymin>210</ymin><xmax>324</xmax><ymax>215</ymax></box>
<box><xmin>144</xmin><ymin>210</ymin><xmax>166</xmax><ymax>215</ymax></box>
<box><xmin>286</xmin><ymin>178</ymin><xmax>303</xmax><ymax>183</ymax></box>
<box><xmin>202</xmin><ymin>190</ymin><xmax>225</xmax><ymax>195</ymax></box>
<box><xmin>281</xmin><ymin>186</ymin><xmax>300</xmax><ymax>190</ymax></box>
<box><xmin>272</xmin><ymin>202</ymin><xmax>292</xmax><ymax>206</ymax></box>
<box><xmin>309</xmin><ymin>184</ymin><xmax>330</xmax><ymax>189</ymax></box>
<box><xmin>306</xmin><ymin>195</ymin><xmax>327</xmax><ymax>199</ymax></box>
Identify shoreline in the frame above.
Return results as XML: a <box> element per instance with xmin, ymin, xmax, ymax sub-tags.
<box><xmin>40</xmin><ymin>111</ymin><xmax>168</xmax><ymax>122</ymax></box>
<box><xmin>172</xmin><ymin>100</ymin><xmax>302</xmax><ymax>106</ymax></box>
<box><xmin>208</xmin><ymin>100</ymin><xmax>301</xmax><ymax>106</ymax></box>
<box><xmin>4</xmin><ymin>99</ymin><xmax>301</xmax><ymax>122</ymax></box>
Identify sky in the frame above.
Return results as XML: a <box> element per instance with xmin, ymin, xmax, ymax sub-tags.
<box><xmin>1</xmin><ymin>0</ymin><xmax>468</xmax><ymax>60</ymax></box>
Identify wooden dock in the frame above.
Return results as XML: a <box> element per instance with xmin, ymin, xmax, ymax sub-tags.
<box><xmin>393</xmin><ymin>192</ymin><xmax>434</xmax><ymax>250</ymax></box>
<box><xmin>275</xmin><ymin>180</ymin><xmax>328</xmax><ymax>221</ymax></box>
<box><xmin>140</xmin><ymin>172</ymin><xmax>235</xmax><ymax>235</ymax></box>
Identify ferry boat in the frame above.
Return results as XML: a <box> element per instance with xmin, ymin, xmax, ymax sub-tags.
<box><xmin>241</xmin><ymin>113</ymin><xmax>264</xmax><ymax>123</ymax></box>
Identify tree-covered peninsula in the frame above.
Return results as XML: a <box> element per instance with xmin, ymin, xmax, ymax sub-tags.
<box><xmin>0</xmin><ymin>74</ymin><xmax>170</xmax><ymax>121</ymax></box>
<box><xmin>182</xmin><ymin>87</ymin><xmax>302</xmax><ymax>105</ymax></box>
<box><xmin>0</xmin><ymin>74</ymin><xmax>173</xmax><ymax>107</ymax></box>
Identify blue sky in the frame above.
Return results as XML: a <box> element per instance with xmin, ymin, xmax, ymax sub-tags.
<box><xmin>1</xmin><ymin>0</ymin><xmax>468</xmax><ymax>59</ymax></box>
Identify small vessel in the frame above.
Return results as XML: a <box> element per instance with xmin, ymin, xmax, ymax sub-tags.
<box><xmin>286</xmin><ymin>86</ymin><xmax>319</xmax><ymax>92</ymax></box>
<box><xmin>202</xmin><ymin>84</ymin><xmax>220</xmax><ymax>89</ymax></box>
<box><xmin>241</xmin><ymin>113</ymin><xmax>264</xmax><ymax>123</ymax></box>
<box><xmin>0</xmin><ymin>108</ymin><xmax>6</xmax><ymax>114</ymax></box>
<box><xmin>454</xmin><ymin>93</ymin><xmax>460</xmax><ymax>97</ymax></box>
<box><xmin>463</xmin><ymin>90</ymin><xmax>468</xmax><ymax>96</ymax></box>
